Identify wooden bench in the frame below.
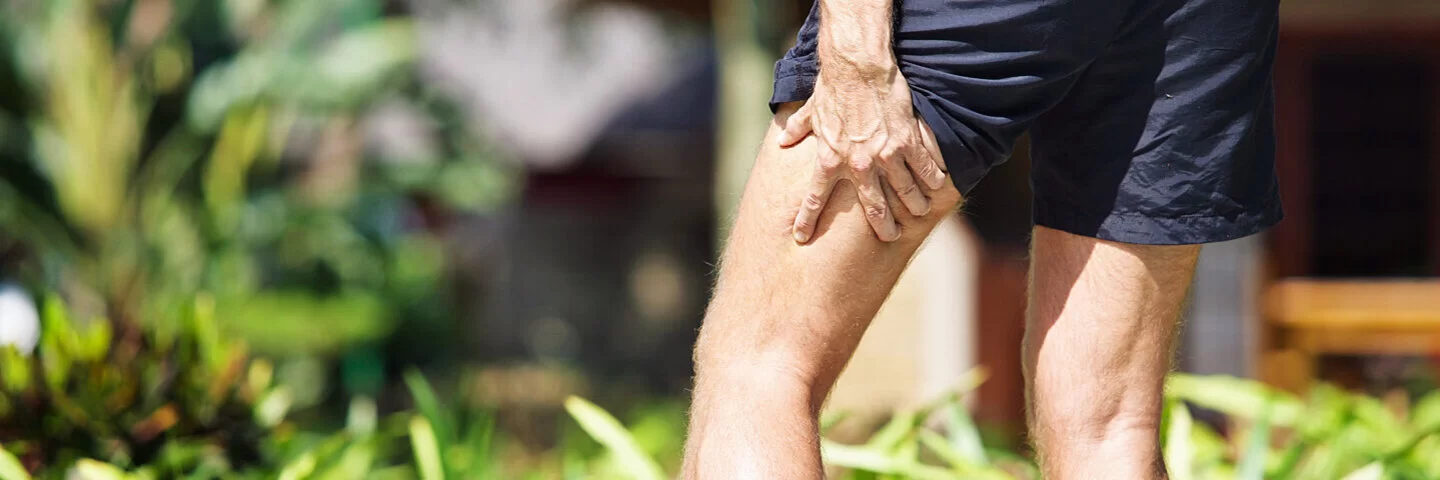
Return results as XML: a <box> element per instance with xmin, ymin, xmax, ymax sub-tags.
<box><xmin>1261</xmin><ymin>279</ymin><xmax>1440</xmax><ymax>391</ymax></box>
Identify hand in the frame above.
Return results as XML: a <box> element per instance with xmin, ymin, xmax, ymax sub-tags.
<box><xmin>778</xmin><ymin>63</ymin><xmax>947</xmax><ymax>243</ymax></box>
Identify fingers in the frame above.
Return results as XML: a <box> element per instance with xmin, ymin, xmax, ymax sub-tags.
<box><xmin>793</xmin><ymin>146</ymin><xmax>842</xmax><ymax>244</ymax></box>
<box><xmin>907</xmin><ymin>118</ymin><xmax>947</xmax><ymax>189</ymax></box>
<box><xmin>854</xmin><ymin>171</ymin><xmax>900</xmax><ymax>242</ymax></box>
<box><xmin>878</xmin><ymin>151</ymin><xmax>930</xmax><ymax>217</ymax></box>
<box><xmin>777</xmin><ymin>103</ymin><xmax>814</xmax><ymax>147</ymax></box>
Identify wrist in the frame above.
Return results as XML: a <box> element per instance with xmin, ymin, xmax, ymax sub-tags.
<box><xmin>817</xmin><ymin>27</ymin><xmax>892</xmax><ymax>77</ymax></box>
<box><xmin>818</xmin><ymin>43</ymin><xmax>896</xmax><ymax>81</ymax></box>
<box><xmin>817</xmin><ymin>1</ymin><xmax>895</xmax><ymax>78</ymax></box>
<box><xmin>820</xmin><ymin>47</ymin><xmax>896</xmax><ymax>77</ymax></box>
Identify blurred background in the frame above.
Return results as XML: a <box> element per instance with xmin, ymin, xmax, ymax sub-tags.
<box><xmin>1</xmin><ymin>0</ymin><xmax>1440</xmax><ymax>478</ymax></box>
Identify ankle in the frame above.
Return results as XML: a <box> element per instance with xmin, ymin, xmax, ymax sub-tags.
<box><xmin>1037</xmin><ymin>422</ymin><xmax>1165</xmax><ymax>480</ymax></box>
<box><xmin>694</xmin><ymin>354</ymin><xmax>824</xmax><ymax>413</ymax></box>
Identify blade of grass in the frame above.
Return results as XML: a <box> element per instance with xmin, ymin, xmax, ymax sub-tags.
<box><xmin>821</xmin><ymin>440</ymin><xmax>968</xmax><ymax>480</ymax></box>
<box><xmin>1164</xmin><ymin>399</ymin><xmax>1195</xmax><ymax>480</ymax></box>
<box><xmin>866</xmin><ymin>410</ymin><xmax>920</xmax><ymax>452</ymax></box>
<box><xmin>1166</xmin><ymin>374</ymin><xmax>1302</xmax><ymax>427</ymax></box>
<box><xmin>72</xmin><ymin>459</ymin><xmax>127</xmax><ymax>480</ymax></box>
<box><xmin>403</xmin><ymin>369</ymin><xmax>454</xmax><ymax>445</ymax></box>
<box><xmin>564</xmin><ymin>396</ymin><xmax>665</xmax><ymax>480</ymax></box>
<box><xmin>918</xmin><ymin>430</ymin><xmax>978</xmax><ymax>472</ymax></box>
<box><xmin>945</xmin><ymin>402</ymin><xmax>988</xmax><ymax>466</ymax></box>
<box><xmin>821</xmin><ymin>409</ymin><xmax>850</xmax><ymax>433</ymax></box>
<box><xmin>1235</xmin><ymin>402</ymin><xmax>1273</xmax><ymax>480</ymax></box>
<box><xmin>461</xmin><ymin>408</ymin><xmax>496</xmax><ymax>478</ymax></box>
<box><xmin>409</xmin><ymin>416</ymin><xmax>444</xmax><ymax>480</ymax></box>
<box><xmin>1339</xmin><ymin>462</ymin><xmax>1383</xmax><ymax>480</ymax></box>
<box><xmin>0</xmin><ymin>444</ymin><xmax>30</xmax><ymax>480</ymax></box>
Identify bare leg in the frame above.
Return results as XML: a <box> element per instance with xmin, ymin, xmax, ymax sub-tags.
<box><xmin>1024</xmin><ymin>226</ymin><xmax>1200</xmax><ymax>479</ymax></box>
<box><xmin>682</xmin><ymin>104</ymin><xmax>962</xmax><ymax>479</ymax></box>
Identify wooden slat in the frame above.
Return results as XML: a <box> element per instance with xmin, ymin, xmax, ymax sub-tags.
<box><xmin>1266</xmin><ymin>279</ymin><xmax>1440</xmax><ymax>330</ymax></box>
<box><xmin>1287</xmin><ymin>330</ymin><xmax>1440</xmax><ymax>356</ymax></box>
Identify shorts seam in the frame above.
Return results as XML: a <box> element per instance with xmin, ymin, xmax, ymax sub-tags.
<box><xmin>1033</xmin><ymin>195</ymin><xmax>1284</xmax><ymax>245</ymax></box>
<box><xmin>1037</xmin><ymin>195</ymin><xmax>1279</xmax><ymax>222</ymax></box>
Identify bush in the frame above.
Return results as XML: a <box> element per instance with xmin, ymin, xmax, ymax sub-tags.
<box><xmin>6</xmin><ymin>291</ymin><xmax>1440</xmax><ymax>479</ymax></box>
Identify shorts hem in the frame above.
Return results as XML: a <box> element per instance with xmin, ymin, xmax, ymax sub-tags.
<box><xmin>1033</xmin><ymin>197</ymin><xmax>1284</xmax><ymax>245</ymax></box>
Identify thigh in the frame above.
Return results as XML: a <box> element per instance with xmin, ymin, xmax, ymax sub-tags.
<box><xmin>698</xmin><ymin>104</ymin><xmax>962</xmax><ymax>387</ymax></box>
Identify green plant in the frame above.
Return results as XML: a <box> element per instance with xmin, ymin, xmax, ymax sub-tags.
<box><xmin>560</xmin><ymin>368</ymin><xmax>1037</xmax><ymax>480</ymax></box>
<box><xmin>0</xmin><ymin>293</ymin><xmax>293</xmax><ymax>478</ymax></box>
<box><xmin>0</xmin><ymin>0</ymin><xmax>515</xmax><ymax>363</ymax></box>
<box><xmin>1163</xmin><ymin>374</ymin><xmax>1440</xmax><ymax>480</ymax></box>
<box><xmin>400</xmin><ymin>369</ymin><xmax>499</xmax><ymax>480</ymax></box>
<box><xmin>552</xmin><ymin>372</ymin><xmax>1440</xmax><ymax>480</ymax></box>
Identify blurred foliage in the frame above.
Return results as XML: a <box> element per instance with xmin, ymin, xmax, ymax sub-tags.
<box><xmin>0</xmin><ymin>292</ymin><xmax>389</xmax><ymax>478</ymax></box>
<box><xmin>561</xmin><ymin>372</ymin><xmax>1440</xmax><ymax>480</ymax></box>
<box><xmin>0</xmin><ymin>0</ymin><xmax>516</xmax><ymax>367</ymax></box>
<box><xmin>0</xmin><ymin>292</ymin><xmax>669</xmax><ymax>479</ymax></box>
<box><xmin>8</xmin><ymin>290</ymin><xmax>1440</xmax><ymax>479</ymax></box>
<box><xmin>1163</xmin><ymin>374</ymin><xmax>1440</xmax><ymax>480</ymax></box>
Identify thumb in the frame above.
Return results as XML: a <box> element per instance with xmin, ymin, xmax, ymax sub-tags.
<box><xmin>777</xmin><ymin>104</ymin><xmax>813</xmax><ymax>147</ymax></box>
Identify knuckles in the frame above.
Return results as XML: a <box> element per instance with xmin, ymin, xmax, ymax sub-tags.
<box><xmin>878</xmin><ymin>143</ymin><xmax>904</xmax><ymax>163</ymax></box>
<box><xmin>863</xmin><ymin>204</ymin><xmax>889</xmax><ymax>220</ymax></box>
<box><xmin>847</xmin><ymin>157</ymin><xmax>875</xmax><ymax>174</ymax></box>
<box><xmin>801</xmin><ymin>193</ymin><xmax>826</xmax><ymax>210</ymax></box>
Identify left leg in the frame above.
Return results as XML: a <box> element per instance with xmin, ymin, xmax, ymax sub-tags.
<box><xmin>1024</xmin><ymin>226</ymin><xmax>1200</xmax><ymax>479</ymax></box>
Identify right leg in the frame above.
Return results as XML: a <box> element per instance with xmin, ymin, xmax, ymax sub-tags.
<box><xmin>682</xmin><ymin>104</ymin><xmax>962</xmax><ymax>479</ymax></box>
<box><xmin>1023</xmin><ymin>227</ymin><xmax>1200</xmax><ymax>479</ymax></box>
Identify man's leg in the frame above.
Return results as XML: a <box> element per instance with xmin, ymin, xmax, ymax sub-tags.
<box><xmin>1024</xmin><ymin>226</ymin><xmax>1200</xmax><ymax>479</ymax></box>
<box><xmin>682</xmin><ymin>104</ymin><xmax>961</xmax><ymax>479</ymax></box>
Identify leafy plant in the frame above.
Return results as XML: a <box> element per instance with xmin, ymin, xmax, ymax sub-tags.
<box><xmin>0</xmin><ymin>293</ymin><xmax>296</xmax><ymax>478</ymax></box>
<box><xmin>0</xmin><ymin>0</ymin><xmax>515</xmax><ymax>362</ymax></box>
<box><xmin>1163</xmin><ymin>374</ymin><xmax>1440</xmax><ymax>480</ymax></box>
<box><xmin>399</xmin><ymin>369</ymin><xmax>499</xmax><ymax>479</ymax></box>
<box><xmin>552</xmin><ymin>372</ymin><xmax>1440</xmax><ymax>480</ymax></box>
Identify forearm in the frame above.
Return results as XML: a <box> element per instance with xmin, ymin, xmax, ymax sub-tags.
<box><xmin>818</xmin><ymin>0</ymin><xmax>895</xmax><ymax>75</ymax></box>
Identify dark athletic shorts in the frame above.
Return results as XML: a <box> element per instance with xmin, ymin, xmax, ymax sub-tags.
<box><xmin>771</xmin><ymin>0</ymin><xmax>1284</xmax><ymax>245</ymax></box>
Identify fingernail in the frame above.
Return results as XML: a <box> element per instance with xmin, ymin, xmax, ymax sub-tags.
<box><xmin>918</xmin><ymin>203</ymin><xmax>931</xmax><ymax>216</ymax></box>
<box><xmin>794</xmin><ymin>229</ymin><xmax>809</xmax><ymax>243</ymax></box>
<box><xmin>777</xmin><ymin>132</ymin><xmax>791</xmax><ymax>145</ymax></box>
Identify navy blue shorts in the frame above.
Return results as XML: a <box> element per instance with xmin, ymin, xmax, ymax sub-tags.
<box><xmin>771</xmin><ymin>0</ymin><xmax>1284</xmax><ymax>245</ymax></box>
